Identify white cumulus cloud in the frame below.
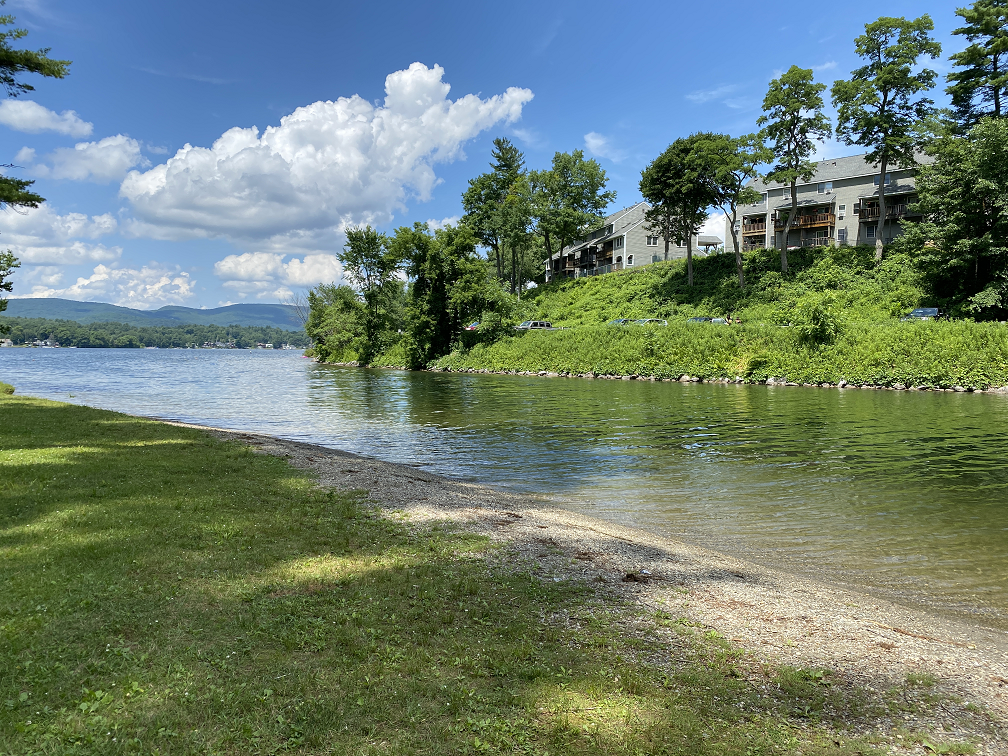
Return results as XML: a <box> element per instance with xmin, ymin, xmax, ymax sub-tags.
<box><xmin>28</xmin><ymin>134</ymin><xmax>148</xmax><ymax>183</ymax></box>
<box><xmin>0</xmin><ymin>99</ymin><xmax>93</xmax><ymax>137</ymax></box>
<box><xmin>21</xmin><ymin>263</ymin><xmax>195</xmax><ymax>309</ymax></box>
<box><xmin>0</xmin><ymin>204</ymin><xmax>120</xmax><ymax>265</ymax></box>
<box><xmin>120</xmin><ymin>62</ymin><xmax>534</xmax><ymax>253</ymax></box>
<box><xmin>214</xmin><ymin>251</ymin><xmax>342</xmax><ymax>299</ymax></box>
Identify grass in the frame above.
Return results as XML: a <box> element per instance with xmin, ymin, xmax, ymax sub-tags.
<box><xmin>0</xmin><ymin>394</ymin><xmax>983</xmax><ymax>754</ymax></box>
<box><xmin>515</xmin><ymin>246</ymin><xmax>927</xmax><ymax>327</ymax></box>
<box><xmin>409</xmin><ymin>247</ymin><xmax>1008</xmax><ymax>388</ymax></box>
<box><xmin>430</xmin><ymin>319</ymin><xmax>1008</xmax><ymax>389</ymax></box>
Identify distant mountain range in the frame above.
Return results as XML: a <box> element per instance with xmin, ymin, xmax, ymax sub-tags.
<box><xmin>2</xmin><ymin>298</ymin><xmax>305</xmax><ymax>330</ymax></box>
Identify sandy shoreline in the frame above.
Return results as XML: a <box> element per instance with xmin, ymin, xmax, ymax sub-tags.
<box><xmin>171</xmin><ymin>420</ymin><xmax>1008</xmax><ymax>747</ymax></box>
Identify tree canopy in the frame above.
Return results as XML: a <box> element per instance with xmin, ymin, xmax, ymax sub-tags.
<box><xmin>640</xmin><ymin>135</ymin><xmax>717</xmax><ymax>287</ymax></box>
<box><xmin>832</xmin><ymin>15</ymin><xmax>941</xmax><ymax>258</ymax></box>
<box><xmin>899</xmin><ymin>117</ymin><xmax>1008</xmax><ymax>319</ymax></box>
<box><xmin>947</xmin><ymin>0</ymin><xmax>1008</xmax><ymax>129</ymax></box>
<box><xmin>758</xmin><ymin>66</ymin><xmax>831</xmax><ymax>273</ymax></box>
<box><xmin>695</xmin><ymin>133</ymin><xmax>772</xmax><ymax>288</ymax></box>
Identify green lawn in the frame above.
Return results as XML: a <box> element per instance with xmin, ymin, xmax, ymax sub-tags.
<box><xmin>0</xmin><ymin>395</ymin><xmax>977</xmax><ymax>754</ymax></box>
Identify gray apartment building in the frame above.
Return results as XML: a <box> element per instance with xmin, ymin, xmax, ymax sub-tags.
<box><xmin>545</xmin><ymin>201</ymin><xmax>721</xmax><ymax>282</ymax></box>
<box><xmin>727</xmin><ymin>153</ymin><xmax>929</xmax><ymax>252</ymax></box>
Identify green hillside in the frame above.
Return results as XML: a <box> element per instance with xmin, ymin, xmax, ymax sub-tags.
<box><xmin>514</xmin><ymin>245</ymin><xmax>925</xmax><ymax>326</ymax></box>
<box><xmin>3</xmin><ymin>298</ymin><xmax>303</xmax><ymax>329</ymax></box>
<box><xmin>373</xmin><ymin>246</ymin><xmax>1008</xmax><ymax>390</ymax></box>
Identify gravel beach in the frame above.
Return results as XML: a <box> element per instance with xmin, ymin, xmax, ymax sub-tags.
<box><xmin>178</xmin><ymin>422</ymin><xmax>1008</xmax><ymax>750</ymax></box>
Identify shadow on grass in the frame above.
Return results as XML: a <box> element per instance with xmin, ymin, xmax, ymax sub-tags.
<box><xmin>0</xmin><ymin>396</ymin><xmax>971</xmax><ymax>755</ymax></box>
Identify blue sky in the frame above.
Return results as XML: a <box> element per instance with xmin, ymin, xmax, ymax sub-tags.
<box><xmin>0</xmin><ymin>0</ymin><xmax>961</xmax><ymax>309</ymax></box>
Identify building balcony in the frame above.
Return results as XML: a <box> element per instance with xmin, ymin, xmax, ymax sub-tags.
<box><xmin>773</xmin><ymin>212</ymin><xmax>836</xmax><ymax>230</ymax></box>
<box><xmin>742</xmin><ymin>241</ymin><xmax>765</xmax><ymax>252</ymax></box>
<box><xmin>742</xmin><ymin>221</ymin><xmax>766</xmax><ymax>234</ymax></box>
<box><xmin>800</xmin><ymin>236</ymin><xmax>832</xmax><ymax>248</ymax></box>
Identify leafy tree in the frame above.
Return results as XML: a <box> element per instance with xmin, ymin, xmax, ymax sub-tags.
<box><xmin>0</xmin><ymin>3</ymin><xmax>69</xmax><ymax>212</ymax></box>
<box><xmin>529</xmin><ymin>150</ymin><xmax>615</xmax><ymax>271</ymax></box>
<box><xmin>758</xmin><ymin>66</ymin><xmax>831</xmax><ymax>274</ymax></box>
<box><xmin>0</xmin><ymin>249</ymin><xmax>19</xmax><ymax>334</ymax></box>
<box><xmin>946</xmin><ymin>0</ymin><xmax>1008</xmax><ymax>130</ymax></box>
<box><xmin>832</xmin><ymin>15</ymin><xmax>942</xmax><ymax>260</ymax></box>
<box><xmin>461</xmin><ymin>138</ymin><xmax>525</xmax><ymax>284</ymax></box>
<box><xmin>304</xmin><ymin>284</ymin><xmax>367</xmax><ymax>362</ymax></box>
<box><xmin>898</xmin><ymin>117</ymin><xmax>1008</xmax><ymax>318</ymax></box>
<box><xmin>639</xmin><ymin>135</ymin><xmax>717</xmax><ymax>287</ymax></box>
<box><xmin>696</xmin><ymin>133</ymin><xmax>772</xmax><ymax>288</ymax></box>
<box><xmin>336</xmin><ymin>226</ymin><xmax>403</xmax><ymax>364</ymax></box>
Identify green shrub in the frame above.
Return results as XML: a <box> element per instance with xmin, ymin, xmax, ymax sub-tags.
<box><xmin>0</xmin><ymin>382</ymin><xmax>13</xmax><ymax>395</ymax></box>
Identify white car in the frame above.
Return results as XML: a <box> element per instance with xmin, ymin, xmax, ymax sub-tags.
<box><xmin>515</xmin><ymin>320</ymin><xmax>553</xmax><ymax>330</ymax></box>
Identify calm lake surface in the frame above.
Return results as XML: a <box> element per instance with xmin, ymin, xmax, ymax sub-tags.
<box><xmin>4</xmin><ymin>348</ymin><xmax>1007</xmax><ymax>625</ymax></box>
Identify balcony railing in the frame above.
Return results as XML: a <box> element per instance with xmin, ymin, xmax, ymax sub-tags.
<box><xmin>773</xmin><ymin>212</ymin><xmax>836</xmax><ymax>229</ymax></box>
<box><xmin>858</xmin><ymin>203</ymin><xmax>913</xmax><ymax>220</ymax></box>
<box><xmin>742</xmin><ymin>222</ymin><xmax>766</xmax><ymax>234</ymax></box>
<box><xmin>800</xmin><ymin>237</ymin><xmax>832</xmax><ymax>248</ymax></box>
<box><xmin>742</xmin><ymin>241</ymin><xmax>765</xmax><ymax>252</ymax></box>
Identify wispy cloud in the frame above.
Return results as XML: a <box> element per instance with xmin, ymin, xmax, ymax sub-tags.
<box><xmin>685</xmin><ymin>84</ymin><xmax>737</xmax><ymax>104</ymax></box>
<box><xmin>813</xmin><ymin>60</ymin><xmax>837</xmax><ymax>72</ymax></box>
<box><xmin>532</xmin><ymin>17</ymin><xmax>563</xmax><ymax>56</ymax></box>
<box><xmin>583</xmin><ymin>131</ymin><xmax>625</xmax><ymax>163</ymax></box>
<box><xmin>138</xmin><ymin>67</ymin><xmax>231</xmax><ymax>86</ymax></box>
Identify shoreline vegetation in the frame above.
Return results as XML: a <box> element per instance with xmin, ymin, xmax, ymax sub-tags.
<box><xmin>313</xmin><ymin>247</ymin><xmax>1008</xmax><ymax>392</ymax></box>
<box><xmin>1</xmin><ymin>393</ymin><xmax>1004</xmax><ymax>754</ymax></box>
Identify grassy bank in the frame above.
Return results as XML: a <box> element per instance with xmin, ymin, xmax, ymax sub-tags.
<box><xmin>430</xmin><ymin>320</ymin><xmax>1008</xmax><ymax>389</ymax></box>
<box><xmin>386</xmin><ymin>247</ymin><xmax>1008</xmax><ymax>389</ymax></box>
<box><xmin>0</xmin><ymin>395</ymin><xmax>982</xmax><ymax>754</ymax></box>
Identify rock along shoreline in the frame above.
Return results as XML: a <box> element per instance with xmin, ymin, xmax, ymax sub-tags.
<box><xmin>317</xmin><ymin>360</ymin><xmax>1008</xmax><ymax>394</ymax></box>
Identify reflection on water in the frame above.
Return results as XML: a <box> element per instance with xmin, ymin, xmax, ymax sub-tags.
<box><xmin>4</xmin><ymin>348</ymin><xmax>1007</xmax><ymax>623</ymax></box>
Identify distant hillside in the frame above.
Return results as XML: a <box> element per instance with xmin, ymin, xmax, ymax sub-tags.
<box><xmin>2</xmin><ymin>298</ymin><xmax>304</xmax><ymax>329</ymax></box>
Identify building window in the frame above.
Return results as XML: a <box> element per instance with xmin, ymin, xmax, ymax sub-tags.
<box><xmin>838</xmin><ymin>204</ymin><xmax>846</xmax><ymax>219</ymax></box>
<box><xmin>866</xmin><ymin>224</ymin><xmax>877</xmax><ymax>239</ymax></box>
<box><xmin>762</xmin><ymin>192</ymin><xmax>768</xmax><ymax>203</ymax></box>
<box><xmin>817</xmin><ymin>181</ymin><xmax>833</xmax><ymax>194</ymax></box>
<box><xmin>646</xmin><ymin>235</ymin><xmax>659</xmax><ymax>246</ymax></box>
<box><xmin>615</xmin><ymin>236</ymin><xmax>624</xmax><ymax>249</ymax></box>
<box><xmin>873</xmin><ymin>173</ymin><xmax>893</xmax><ymax>186</ymax></box>
<box><xmin>616</xmin><ymin>255</ymin><xmax>622</xmax><ymax>264</ymax></box>
<box><xmin>627</xmin><ymin>254</ymin><xmax>634</xmax><ymax>266</ymax></box>
<box><xmin>837</xmin><ymin>228</ymin><xmax>847</xmax><ymax>242</ymax></box>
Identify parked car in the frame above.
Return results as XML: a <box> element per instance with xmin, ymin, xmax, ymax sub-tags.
<box><xmin>901</xmin><ymin>307</ymin><xmax>942</xmax><ymax>321</ymax></box>
<box><xmin>515</xmin><ymin>320</ymin><xmax>553</xmax><ymax>330</ymax></box>
<box><xmin>687</xmin><ymin>316</ymin><xmax>712</xmax><ymax>323</ymax></box>
<box><xmin>711</xmin><ymin>317</ymin><xmax>727</xmax><ymax>325</ymax></box>
<box><xmin>635</xmin><ymin>318</ymin><xmax>668</xmax><ymax>326</ymax></box>
<box><xmin>464</xmin><ymin>322</ymin><xmax>479</xmax><ymax>331</ymax></box>
<box><xmin>608</xmin><ymin>318</ymin><xmax>632</xmax><ymax>326</ymax></box>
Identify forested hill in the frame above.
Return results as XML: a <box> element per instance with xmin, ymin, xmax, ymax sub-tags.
<box><xmin>3</xmin><ymin>299</ymin><xmax>303</xmax><ymax>329</ymax></box>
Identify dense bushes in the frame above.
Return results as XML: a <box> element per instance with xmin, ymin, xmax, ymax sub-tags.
<box><xmin>431</xmin><ymin>319</ymin><xmax>1008</xmax><ymax>389</ymax></box>
<box><xmin>511</xmin><ymin>245</ymin><xmax>924</xmax><ymax>328</ymax></box>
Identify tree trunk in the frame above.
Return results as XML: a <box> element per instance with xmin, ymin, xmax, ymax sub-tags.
<box><xmin>729</xmin><ymin>209</ymin><xmax>743</xmax><ymax>289</ymax></box>
<box><xmin>876</xmin><ymin>155</ymin><xmax>888</xmax><ymax>261</ymax></box>
<box><xmin>780</xmin><ymin>181</ymin><xmax>796</xmax><ymax>274</ymax></box>
<box><xmin>686</xmin><ymin>233</ymin><xmax>694</xmax><ymax>287</ymax></box>
<box><xmin>664</xmin><ymin>236</ymin><xmax>670</xmax><ymax>262</ymax></box>
<box><xmin>995</xmin><ymin>53</ymin><xmax>1002</xmax><ymax>119</ymax></box>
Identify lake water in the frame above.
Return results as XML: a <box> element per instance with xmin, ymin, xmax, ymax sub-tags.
<box><xmin>4</xmin><ymin>348</ymin><xmax>1007</xmax><ymax>625</ymax></box>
